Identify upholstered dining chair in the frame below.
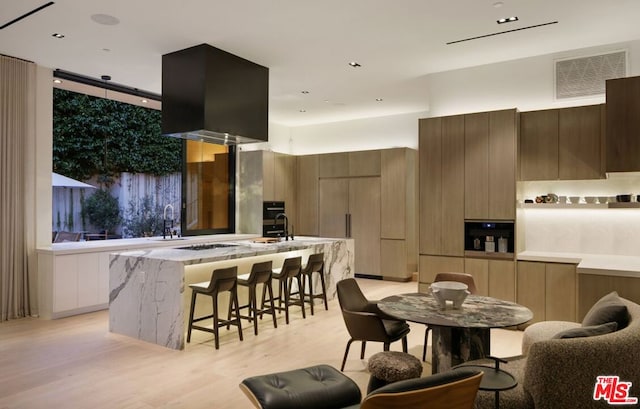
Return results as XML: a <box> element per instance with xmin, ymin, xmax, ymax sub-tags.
<box><xmin>423</xmin><ymin>272</ymin><xmax>478</xmax><ymax>361</ymax></box>
<box><xmin>336</xmin><ymin>278</ymin><xmax>410</xmax><ymax>371</ymax></box>
<box><xmin>359</xmin><ymin>367</ymin><xmax>483</xmax><ymax>409</ymax></box>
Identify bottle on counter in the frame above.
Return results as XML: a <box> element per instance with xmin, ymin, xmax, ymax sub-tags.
<box><xmin>498</xmin><ymin>237</ymin><xmax>508</xmax><ymax>253</ymax></box>
<box><xmin>485</xmin><ymin>236</ymin><xmax>495</xmax><ymax>253</ymax></box>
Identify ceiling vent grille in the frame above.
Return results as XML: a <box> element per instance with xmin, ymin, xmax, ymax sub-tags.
<box><xmin>555</xmin><ymin>50</ymin><xmax>626</xmax><ymax>99</ymax></box>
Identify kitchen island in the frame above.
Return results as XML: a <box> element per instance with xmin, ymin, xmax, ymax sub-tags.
<box><xmin>108</xmin><ymin>237</ymin><xmax>354</xmax><ymax>350</ymax></box>
<box><xmin>36</xmin><ymin>234</ymin><xmax>258</xmax><ymax>319</ymax></box>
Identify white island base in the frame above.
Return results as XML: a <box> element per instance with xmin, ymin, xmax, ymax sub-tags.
<box><xmin>109</xmin><ymin>238</ymin><xmax>354</xmax><ymax>350</ymax></box>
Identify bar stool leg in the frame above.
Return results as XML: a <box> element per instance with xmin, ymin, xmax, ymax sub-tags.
<box><xmin>296</xmin><ymin>275</ymin><xmax>306</xmax><ymax>319</ymax></box>
<box><xmin>318</xmin><ymin>270</ymin><xmax>329</xmax><ymax>310</ymax></box>
<box><xmin>266</xmin><ymin>281</ymin><xmax>278</xmax><ymax>328</ymax></box>
<box><xmin>213</xmin><ymin>293</ymin><xmax>220</xmax><ymax>350</ymax></box>
<box><xmin>250</xmin><ymin>284</ymin><xmax>258</xmax><ymax>336</ymax></box>
<box><xmin>233</xmin><ymin>289</ymin><xmax>243</xmax><ymax>341</ymax></box>
<box><xmin>187</xmin><ymin>291</ymin><xmax>197</xmax><ymax>343</ymax></box>
<box><xmin>306</xmin><ymin>274</ymin><xmax>315</xmax><ymax>315</ymax></box>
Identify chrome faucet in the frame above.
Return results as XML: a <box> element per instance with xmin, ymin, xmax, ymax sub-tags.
<box><xmin>275</xmin><ymin>212</ymin><xmax>290</xmax><ymax>241</ymax></box>
<box><xmin>163</xmin><ymin>204</ymin><xmax>174</xmax><ymax>239</ymax></box>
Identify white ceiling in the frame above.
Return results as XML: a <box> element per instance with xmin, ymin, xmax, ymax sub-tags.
<box><xmin>2</xmin><ymin>0</ymin><xmax>640</xmax><ymax>127</ymax></box>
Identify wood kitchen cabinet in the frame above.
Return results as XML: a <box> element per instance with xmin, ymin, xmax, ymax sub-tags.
<box><xmin>517</xmin><ymin>261</ymin><xmax>577</xmax><ymax>324</ymax></box>
<box><xmin>559</xmin><ymin>105</ymin><xmax>605</xmax><ymax>180</ymax></box>
<box><xmin>296</xmin><ymin>155</ymin><xmax>319</xmax><ymax>236</ymax></box>
<box><xmin>519</xmin><ymin>109</ymin><xmax>559</xmax><ymax>181</ymax></box>
<box><xmin>263</xmin><ymin>151</ymin><xmax>298</xmax><ymax>226</ymax></box>
<box><xmin>318</xmin><ymin>150</ymin><xmax>380</xmax><ymax>178</ymax></box>
<box><xmin>519</xmin><ymin>105</ymin><xmax>604</xmax><ymax>180</ymax></box>
<box><xmin>419</xmin><ymin>115</ymin><xmax>464</xmax><ymax>257</ymax></box>
<box><xmin>419</xmin><ymin>255</ymin><xmax>464</xmax><ymax>288</ymax></box>
<box><xmin>464</xmin><ymin>109</ymin><xmax>517</xmax><ymax>220</ymax></box>
<box><xmin>606</xmin><ymin>75</ymin><xmax>640</xmax><ymax>172</ymax></box>
<box><xmin>380</xmin><ymin>148</ymin><xmax>418</xmax><ymax>280</ymax></box>
<box><xmin>319</xmin><ymin>177</ymin><xmax>381</xmax><ymax>276</ymax></box>
<box><xmin>465</xmin><ymin>258</ymin><xmax>515</xmax><ymax>301</ymax></box>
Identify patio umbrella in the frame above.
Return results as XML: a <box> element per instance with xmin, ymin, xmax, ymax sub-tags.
<box><xmin>52</xmin><ymin>172</ymin><xmax>96</xmax><ymax>188</ymax></box>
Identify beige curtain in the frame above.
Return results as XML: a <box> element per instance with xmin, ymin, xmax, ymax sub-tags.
<box><xmin>0</xmin><ymin>55</ymin><xmax>35</xmax><ymax>321</ymax></box>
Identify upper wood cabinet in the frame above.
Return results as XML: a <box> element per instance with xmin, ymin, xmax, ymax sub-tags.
<box><xmin>559</xmin><ymin>105</ymin><xmax>605</xmax><ymax>180</ymax></box>
<box><xmin>606</xmin><ymin>76</ymin><xmax>640</xmax><ymax>172</ymax></box>
<box><xmin>318</xmin><ymin>150</ymin><xmax>380</xmax><ymax>178</ymax></box>
<box><xmin>419</xmin><ymin>115</ymin><xmax>464</xmax><ymax>257</ymax></box>
<box><xmin>519</xmin><ymin>109</ymin><xmax>559</xmax><ymax>181</ymax></box>
<box><xmin>296</xmin><ymin>155</ymin><xmax>319</xmax><ymax>236</ymax></box>
<box><xmin>464</xmin><ymin>109</ymin><xmax>517</xmax><ymax>220</ymax></box>
<box><xmin>519</xmin><ymin>105</ymin><xmax>604</xmax><ymax>181</ymax></box>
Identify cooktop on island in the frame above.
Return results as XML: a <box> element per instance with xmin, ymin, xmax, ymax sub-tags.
<box><xmin>175</xmin><ymin>243</ymin><xmax>239</xmax><ymax>251</ymax></box>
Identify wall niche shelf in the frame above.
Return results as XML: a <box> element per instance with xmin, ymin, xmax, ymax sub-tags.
<box><xmin>519</xmin><ymin>202</ymin><xmax>640</xmax><ymax>209</ymax></box>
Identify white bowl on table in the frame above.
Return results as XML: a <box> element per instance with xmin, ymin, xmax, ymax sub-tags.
<box><xmin>430</xmin><ymin>281</ymin><xmax>470</xmax><ymax>309</ymax></box>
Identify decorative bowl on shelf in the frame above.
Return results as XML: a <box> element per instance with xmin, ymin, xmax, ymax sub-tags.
<box><xmin>430</xmin><ymin>281</ymin><xmax>469</xmax><ymax>309</ymax></box>
<box><xmin>569</xmin><ymin>196</ymin><xmax>581</xmax><ymax>204</ymax></box>
<box><xmin>598</xmin><ymin>196</ymin><xmax>608</xmax><ymax>204</ymax></box>
<box><xmin>584</xmin><ymin>196</ymin><xmax>597</xmax><ymax>203</ymax></box>
<box><xmin>617</xmin><ymin>194</ymin><xmax>631</xmax><ymax>203</ymax></box>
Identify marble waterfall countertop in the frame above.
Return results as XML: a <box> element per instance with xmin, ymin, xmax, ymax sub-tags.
<box><xmin>36</xmin><ymin>233</ymin><xmax>260</xmax><ymax>255</ymax></box>
<box><xmin>518</xmin><ymin>251</ymin><xmax>640</xmax><ymax>278</ymax></box>
<box><xmin>110</xmin><ymin>236</ymin><xmax>340</xmax><ymax>265</ymax></box>
<box><xmin>109</xmin><ymin>236</ymin><xmax>355</xmax><ymax>350</ymax></box>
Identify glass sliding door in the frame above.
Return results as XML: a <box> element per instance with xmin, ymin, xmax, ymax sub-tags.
<box><xmin>182</xmin><ymin>140</ymin><xmax>235</xmax><ymax>235</ymax></box>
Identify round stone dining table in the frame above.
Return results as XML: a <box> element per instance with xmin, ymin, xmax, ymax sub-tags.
<box><xmin>378</xmin><ymin>293</ymin><xmax>533</xmax><ymax>373</ymax></box>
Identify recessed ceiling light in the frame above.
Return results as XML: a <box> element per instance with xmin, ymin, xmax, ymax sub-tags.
<box><xmin>299</xmin><ymin>109</ymin><xmax>306</xmax><ymax>113</ymax></box>
<box><xmin>91</xmin><ymin>14</ymin><xmax>120</xmax><ymax>26</ymax></box>
<box><xmin>497</xmin><ymin>16</ymin><xmax>519</xmax><ymax>24</ymax></box>
<box><xmin>492</xmin><ymin>1</ymin><xmax>504</xmax><ymax>8</ymax></box>
<box><xmin>52</xmin><ymin>33</ymin><xmax>65</xmax><ymax>39</ymax></box>
<box><xmin>348</xmin><ymin>61</ymin><xmax>361</xmax><ymax>67</ymax></box>
<box><xmin>101</xmin><ymin>75</ymin><xmax>111</xmax><ymax>81</ymax></box>
<box><xmin>141</xmin><ymin>99</ymin><xmax>148</xmax><ymax>104</ymax></box>
<box><xmin>375</xmin><ymin>98</ymin><xmax>383</xmax><ymax>102</ymax></box>
<box><xmin>301</xmin><ymin>90</ymin><xmax>309</xmax><ymax>94</ymax></box>
<box><xmin>53</xmin><ymin>79</ymin><xmax>62</xmax><ymax>84</ymax></box>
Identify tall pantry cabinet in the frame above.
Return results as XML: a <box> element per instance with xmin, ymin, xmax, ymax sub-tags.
<box><xmin>418</xmin><ymin>109</ymin><xmax>518</xmax><ymax>299</ymax></box>
<box><xmin>297</xmin><ymin>148</ymin><xmax>417</xmax><ymax>280</ymax></box>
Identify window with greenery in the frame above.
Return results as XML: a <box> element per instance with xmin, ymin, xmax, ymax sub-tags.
<box><xmin>53</xmin><ymin>89</ymin><xmax>182</xmax><ymax>181</ymax></box>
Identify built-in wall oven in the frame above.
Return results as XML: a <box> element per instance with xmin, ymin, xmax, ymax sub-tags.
<box><xmin>262</xmin><ymin>201</ymin><xmax>286</xmax><ymax>238</ymax></box>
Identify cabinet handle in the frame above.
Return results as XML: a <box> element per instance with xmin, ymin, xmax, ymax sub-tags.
<box><xmin>347</xmin><ymin>213</ymin><xmax>352</xmax><ymax>238</ymax></box>
<box><xmin>345</xmin><ymin>214</ymin><xmax>349</xmax><ymax>237</ymax></box>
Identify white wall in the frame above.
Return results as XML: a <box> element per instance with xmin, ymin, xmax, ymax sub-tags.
<box><xmin>264</xmin><ymin>39</ymin><xmax>640</xmax><ymax>155</ymax></box>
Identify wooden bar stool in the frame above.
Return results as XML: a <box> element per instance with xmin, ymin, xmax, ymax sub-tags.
<box><xmin>262</xmin><ymin>256</ymin><xmax>304</xmax><ymax>324</ymax></box>
<box><xmin>295</xmin><ymin>253</ymin><xmax>328</xmax><ymax>315</ymax></box>
<box><xmin>186</xmin><ymin>266</ymin><xmax>243</xmax><ymax>349</ymax></box>
<box><xmin>236</xmin><ymin>261</ymin><xmax>278</xmax><ymax>335</ymax></box>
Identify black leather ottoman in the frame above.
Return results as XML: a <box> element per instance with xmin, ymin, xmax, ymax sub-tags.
<box><xmin>240</xmin><ymin>364</ymin><xmax>362</xmax><ymax>409</ymax></box>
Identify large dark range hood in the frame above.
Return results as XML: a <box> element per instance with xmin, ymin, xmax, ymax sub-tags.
<box><xmin>161</xmin><ymin>44</ymin><xmax>269</xmax><ymax>144</ymax></box>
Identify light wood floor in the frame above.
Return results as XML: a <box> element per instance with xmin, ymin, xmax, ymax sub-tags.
<box><xmin>0</xmin><ymin>278</ymin><xmax>523</xmax><ymax>408</ymax></box>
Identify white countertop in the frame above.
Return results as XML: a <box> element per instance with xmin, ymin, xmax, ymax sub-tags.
<box><xmin>37</xmin><ymin>234</ymin><xmax>260</xmax><ymax>255</ymax></box>
<box><xmin>518</xmin><ymin>251</ymin><xmax>640</xmax><ymax>278</ymax></box>
<box><xmin>111</xmin><ymin>236</ymin><xmax>345</xmax><ymax>266</ymax></box>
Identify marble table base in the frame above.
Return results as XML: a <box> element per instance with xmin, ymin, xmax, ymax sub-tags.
<box><xmin>431</xmin><ymin>326</ymin><xmax>490</xmax><ymax>373</ymax></box>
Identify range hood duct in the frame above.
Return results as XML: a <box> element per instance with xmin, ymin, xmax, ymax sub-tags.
<box><xmin>161</xmin><ymin>43</ymin><xmax>269</xmax><ymax>145</ymax></box>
